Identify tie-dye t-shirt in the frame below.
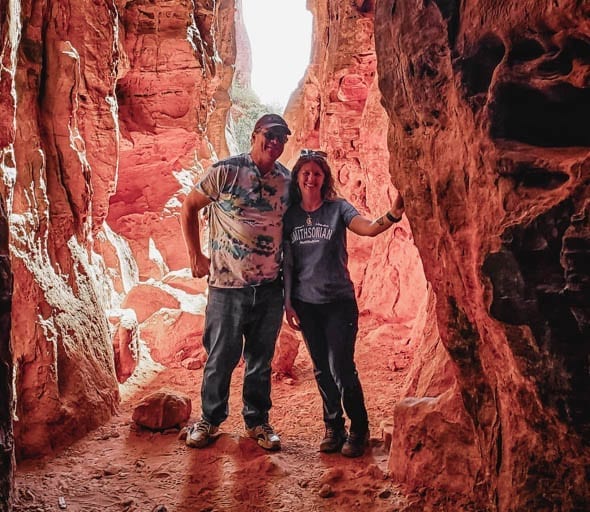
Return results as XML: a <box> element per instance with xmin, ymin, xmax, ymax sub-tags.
<box><xmin>196</xmin><ymin>153</ymin><xmax>291</xmax><ymax>288</ymax></box>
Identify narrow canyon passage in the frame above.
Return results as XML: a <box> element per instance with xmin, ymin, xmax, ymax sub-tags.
<box><xmin>2</xmin><ymin>1</ymin><xmax>589</xmax><ymax>511</ymax></box>
<box><xmin>13</xmin><ymin>314</ymin><xmax>422</xmax><ymax>512</ymax></box>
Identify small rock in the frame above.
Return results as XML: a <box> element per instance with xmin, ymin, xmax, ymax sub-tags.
<box><xmin>20</xmin><ymin>487</ymin><xmax>36</xmax><ymax>501</ymax></box>
<box><xmin>96</xmin><ymin>430</ymin><xmax>120</xmax><ymax>441</ymax></box>
<box><xmin>362</xmin><ymin>463</ymin><xmax>385</xmax><ymax>480</ymax></box>
<box><xmin>319</xmin><ymin>468</ymin><xmax>344</xmax><ymax>485</ymax></box>
<box><xmin>380</xmin><ymin>420</ymin><xmax>394</xmax><ymax>451</ymax></box>
<box><xmin>182</xmin><ymin>358</ymin><xmax>203</xmax><ymax>370</ymax></box>
<box><xmin>318</xmin><ymin>484</ymin><xmax>333</xmax><ymax>498</ymax></box>
<box><xmin>103</xmin><ymin>465</ymin><xmax>121</xmax><ymax>476</ymax></box>
<box><xmin>58</xmin><ymin>496</ymin><xmax>67</xmax><ymax>509</ymax></box>
<box><xmin>378</xmin><ymin>489</ymin><xmax>392</xmax><ymax>499</ymax></box>
<box><xmin>132</xmin><ymin>390</ymin><xmax>192</xmax><ymax>430</ymax></box>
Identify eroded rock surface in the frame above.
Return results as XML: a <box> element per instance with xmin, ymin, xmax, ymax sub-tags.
<box><xmin>375</xmin><ymin>0</ymin><xmax>589</xmax><ymax>508</ymax></box>
<box><xmin>1</xmin><ymin>0</ymin><xmax>229</xmax><ymax>460</ymax></box>
<box><xmin>1</xmin><ymin>1</ymin><xmax>588</xmax><ymax>511</ymax></box>
<box><xmin>108</xmin><ymin>0</ymin><xmax>232</xmax><ymax>279</ymax></box>
<box><xmin>283</xmin><ymin>0</ymin><xmax>427</xmax><ymax>330</ymax></box>
<box><xmin>7</xmin><ymin>0</ymin><xmax>122</xmax><ymax>459</ymax></box>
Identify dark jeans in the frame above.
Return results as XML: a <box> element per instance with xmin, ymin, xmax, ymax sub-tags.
<box><xmin>201</xmin><ymin>280</ymin><xmax>283</xmax><ymax>428</ymax></box>
<box><xmin>293</xmin><ymin>298</ymin><xmax>368</xmax><ymax>434</ymax></box>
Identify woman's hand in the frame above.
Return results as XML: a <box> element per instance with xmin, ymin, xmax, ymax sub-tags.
<box><xmin>349</xmin><ymin>188</ymin><xmax>406</xmax><ymax>237</ymax></box>
<box><xmin>390</xmin><ymin>190</ymin><xmax>405</xmax><ymax>219</ymax></box>
<box><xmin>285</xmin><ymin>305</ymin><xmax>301</xmax><ymax>331</ymax></box>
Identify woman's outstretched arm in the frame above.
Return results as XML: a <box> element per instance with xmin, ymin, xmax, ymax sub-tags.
<box><xmin>348</xmin><ymin>190</ymin><xmax>405</xmax><ymax>237</ymax></box>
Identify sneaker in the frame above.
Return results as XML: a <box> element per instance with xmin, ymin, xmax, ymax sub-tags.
<box><xmin>246</xmin><ymin>423</ymin><xmax>281</xmax><ymax>451</ymax></box>
<box><xmin>185</xmin><ymin>419</ymin><xmax>219</xmax><ymax>448</ymax></box>
<box><xmin>341</xmin><ymin>430</ymin><xmax>369</xmax><ymax>458</ymax></box>
<box><xmin>319</xmin><ymin>427</ymin><xmax>347</xmax><ymax>453</ymax></box>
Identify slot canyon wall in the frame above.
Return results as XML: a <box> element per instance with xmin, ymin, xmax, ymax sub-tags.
<box><xmin>0</xmin><ymin>0</ymin><xmax>238</xmax><ymax>463</ymax></box>
<box><xmin>375</xmin><ymin>0</ymin><xmax>589</xmax><ymax>510</ymax></box>
<box><xmin>4</xmin><ymin>0</ymin><xmax>122</xmax><ymax>463</ymax></box>
<box><xmin>282</xmin><ymin>0</ymin><xmax>426</xmax><ymax>327</ymax></box>
<box><xmin>0</xmin><ymin>196</ymin><xmax>13</xmax><ymax>504</ymax></box>
<box><xmin>0</xmin><ymin>0</ymin><xmax>588</xmax><ymax>511</ymax></box>
<box><xmin>0</xmin><ymin>4</ymin><xmax>15</xmax><ymax>505</ymax></box>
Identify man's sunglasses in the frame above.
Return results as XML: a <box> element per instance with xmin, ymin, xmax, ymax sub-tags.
<box><xmin>262</xmin><ymin>130</ymin><xmax>289</xmax><ymax>144</ymax></box>
<box><xmin>299</xmin><ymin>149</ymin><xmax>327</xmax><ymax>159</ymax></box>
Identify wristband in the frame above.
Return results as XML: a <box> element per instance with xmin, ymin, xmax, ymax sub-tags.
<box><xmin>386</xmin><ymin>211</ymin><xmax>401</xmax><ymax>223</ymax></box>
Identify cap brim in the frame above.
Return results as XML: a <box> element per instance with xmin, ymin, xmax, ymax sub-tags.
<box><xmin>260</xmin><ymin>123</ymin><xmax>292</xmax><ymax>135</ymax></box>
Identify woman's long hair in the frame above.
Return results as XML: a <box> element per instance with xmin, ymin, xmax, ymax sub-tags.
<box><xmin>290</xmin><ymin>154</ymin><xmax>338</xmax><ymax>204</ymax></box>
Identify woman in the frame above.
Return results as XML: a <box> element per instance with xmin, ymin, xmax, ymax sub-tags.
<box><xmin>283</xmin><ymin>149</ymin><xmax>405</xmax><ymax>458</ymax></box>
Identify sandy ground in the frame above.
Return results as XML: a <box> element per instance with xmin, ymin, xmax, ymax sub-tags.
<box><xmin>14</xmin><ymin>315</ymin><xmax>418</xmax><ymax>512</ymax></box>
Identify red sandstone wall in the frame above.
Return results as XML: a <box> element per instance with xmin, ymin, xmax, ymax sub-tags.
<box><xmin>375</xmin><ymin>0</ymin><xmax>589</xmax><ymax>509</ymax></box>
<box><xmin>108</xmin><ymin>0</ymin><xmax>234</xmax><ymax>279</ymax></box>
<box><xmin>1</xmin><ymin>1</ymin><xmax>17</xmax><ymax>498</ymax></box>
<box><xmin>283</xmin><ymin>0</ymin><xmax>427</xmax><ymax>327</ymax></box>
<box><xmin>1</xmin><ymin>2</ymin><xmax>588</xmax><ymax>511</ymax></box>
<box><xmin>7</xmin><ymin>0</ymin><xmax>121</xmax><ymax>458</ymax></box>
<box><xmin>1</xmin><ymin>0</ymin><xmax>233</xmax><ymax>459</ymax></box>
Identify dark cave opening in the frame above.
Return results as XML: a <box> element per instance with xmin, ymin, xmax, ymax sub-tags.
<box><xmin>497</xmin><ymin>162</ymin><xmax>570</xmax><ymax>191</ymax></box>
<box><xmin>483</xmin><ymin>201</ymin><xmax>590</xmax><ymax>432</ymax></box>
<box><xmin>458</xmin><ymin>34</ymin><xmax>505</xmax><ymax>97</ymax></box>
<box><xmin>507</xmin><ymin>38</ymin><xmax>545</xmax><ymax>64</ymax></box>
<box><xmin>490</xmin><ymin>83</ymin><xmax>590</xmax><ymax>147</ymax></box>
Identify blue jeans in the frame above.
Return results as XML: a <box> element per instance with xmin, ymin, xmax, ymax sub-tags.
<box><xmin>201</xmin><ymin>279</ymin><xmax>283</xmax><ymax>428</ymax></box>
<box><xmin>293</xmin><ymin>298</ymin><xmax>369</xmax><ymax>434</ymax></box>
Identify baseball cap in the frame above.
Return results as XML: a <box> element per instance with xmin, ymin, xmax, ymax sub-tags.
<box><xmin>253</xmin><ymin>114</ymin><xmax>292</xmax><ymax>135</ymax></box>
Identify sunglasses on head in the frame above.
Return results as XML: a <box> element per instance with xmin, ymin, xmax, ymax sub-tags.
<box><xmin>300</xmin><ymin>149</ymin><xmax>328</xmax><ymax>159</ymax></box>
<box><xmin>262</xmin><ymin>130</ymin><xmax>289</xmax><ymax>144</ymax></box>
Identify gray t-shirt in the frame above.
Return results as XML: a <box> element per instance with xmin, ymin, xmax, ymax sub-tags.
<box><xmin>283</xmin><ymin>199</ymin><xmax>359</xmax><ymax>303</ymax></box>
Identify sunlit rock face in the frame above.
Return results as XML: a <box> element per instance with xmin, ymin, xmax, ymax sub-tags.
<box><xmin>6</xmin><ymin>0</ymin><xmax>121</xmax><ymax>459</ymax></box>
<box><xmin>375</xmin><ymin>0</ymin><xmax>589</xmax><ymax>508</ymax></box>
<box><xmin>109</xmin><ymin>309</ymin><xmax>139</xmax><ymax>383</ymax></box>
<box><xmin>1</xmin><ymin>0</ymin><xmax>232</xmax><ymax>459</ymax></box>
<box><xmin>283</xmin><ymin>1</ymin><xmax>427</xmax><ymax>330</ymax></box>
<box><xmin>107</xmin><ymin>0</ymin><xmax>234</xmax><ymax>279</ymax></box>
<box><xmin>233</xmin><ymin>0</ymin><xmax>252</xmax><ymax>89</ymax></box>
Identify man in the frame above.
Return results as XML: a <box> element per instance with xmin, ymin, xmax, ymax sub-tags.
<box><xmin>180</xmin><ymin>114</ymin><xmax>291</xmax><ymax>450</ymax></box>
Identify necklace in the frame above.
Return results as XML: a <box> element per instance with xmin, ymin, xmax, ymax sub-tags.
<box><xmin>303</xmin><ymin>202</ymin><xmax>322</xmax><ymax>226</ymax></box>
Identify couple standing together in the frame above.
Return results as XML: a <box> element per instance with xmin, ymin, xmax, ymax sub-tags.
<box><xmin>180</xmin><ymin>114</ymin><xmax>404</xmax><ymax>458</ymax></box>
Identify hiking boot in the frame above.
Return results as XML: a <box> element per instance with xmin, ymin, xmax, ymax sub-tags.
<box><xmin>246</xmin><ymin>423</ymin><xmax>281</xmax><ymax>451</ymax></box>
<box><xmin>319</xmin><ymin>427</ymin><xmax>347</xmax><ymax>453</ymax></box>
<box><xmin>341</xmin><ymin>430</ymin><xmax>369</xmax><ymax>458</ymax></box>
<box><xmin>185</xmin><ymin>419</ymin><xmax>219</xmax><ymax>448</ymax></box>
